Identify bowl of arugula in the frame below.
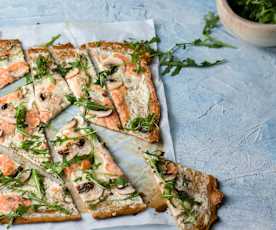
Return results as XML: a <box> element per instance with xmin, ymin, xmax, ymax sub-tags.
<box><xmin>216</xmin><ymin>0</ymin><xmax>276</xmax><ymax>47</ymax></box>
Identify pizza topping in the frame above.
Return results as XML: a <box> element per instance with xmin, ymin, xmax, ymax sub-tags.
<box><xmin>76</xmin><ymin>138</ymin><xmax>86</xmax><ymax>147</ymax></box>
<box><xmin>0</xmin><ymin>154</ymin><xmax>18</xmax><ymax>176</ymax></box>
<box><xmin>126</xmin><ymin>113</ymin><xmax>158</xmax><ymax>133</ymax></box>
<box><xmin>79</xmin><ymin>184</ymin><xmax>104</xmax><ymax>201</ymax></box>
<box><xmin>1</xmin><ymin>103</ymin><xmax>8</xmax><ymax>110</ymax></box>
<box><xmin>106</xmin><ymin>81</ymin><xmax>123</xmax><ymax>90</ymax></box>
<box><xmin>0</xmin><ymin>194</ymin><xmax>32</xmax><ymax>214</ymax></box>
<box><xmin>39</xmin><ymin>92</ymin><xmax>46</xmax><ymax>101</ymax></box>
<box><xmin>95</xmin><ymin>65</ymin><xmax>118</xmax><ymax>88</ymax></box>
<box><xmin>77</xmin><ymin>182</ymin><xmax>94</xmax><ymax>193</ymax></box>
<box><xmin>15</xmin><ymin>103</ymin><xmax>28</xmax><ymax>135</ymax></box>
<box><xmin>33</xmin><ymin>55</ymin><xmax>51</xmax><ymax>80</ymax></box>
<box><xmin>17</xmin><ymin>169</ymin><xmax>32</xmax><ymax>183</ymax></box>
<box><xmin>87</xmin><ymin>109</ymin><xmax>113</xmax><ymax>118</ymax></box>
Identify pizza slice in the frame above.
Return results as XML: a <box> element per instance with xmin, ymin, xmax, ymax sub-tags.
<box><xmin>0</xmin><ymin>85</ymin><xmax>51</xmax><ymax>167</ymax></box>
<box><xmin>144</xmin><ymin>151</ymin><xmax>223</xmax><ymax>230</ymax></box>
<box><xmin>0</xmin><ymin>153</ymin><xmax>80</xmax><ymax>227</ymax></box>
<box><xmin>49</xmin><ymin>43</ymin><xmax>121</xmax><ymax>131</ymax></box>
<box><xmin>0</xmin><ymin>39</ymin><xmax>29</xmax><ymax>89</ymax></box>
<box><xmin>83</xmin><ymin>41</ymin><xmax>160</xmax><ymax>143</ymax></box>
<box><xmin>27</xmin><ymin>47</ymin><xmax>71</xmax><ymax>123</ymax></box>
<box><xmin>47</xmin><ymin>117</ymin><xmax>146</xmax><ymax>219</ymax></box>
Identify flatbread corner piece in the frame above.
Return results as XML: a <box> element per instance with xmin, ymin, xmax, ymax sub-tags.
<box><xmin>83</xmin><ymin>41</ymin><xmax>160</xmax><ymax>143</ymax></box>
<box><xmin>26</xmin><ymin>46</ymin><xmax>71</xmax><ymax>123</ymax></box>
<box><xmin>144</xmin><ymin>150</ymin><xmax>223</xmax><ymax>230</ymax></box>
<box><xmin>49</xmin><ymin>43</ymin><xmax>122</xmax><ymax>132</ymax></box>
<box><xmin>50</xmin><ymin>116</ymin><xmax>146</xmax><ymax>219</ymax></box>
<box><xmin>0</xmin><ymin>39</ymin><xmax>29</xmax><ymax>89</ymax></box>
<box><xmin>0</xmin><ymin>153</ymin><xmax>80</xmax><ymax>227</ymax></box>
<box><xmin>0</xmin><ymin>84</ymin><xmax>51</xmax><ymax>166</ymax></box>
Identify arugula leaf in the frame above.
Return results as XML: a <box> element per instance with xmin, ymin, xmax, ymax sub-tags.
<box><xmin>4</xmin><ymin>205</ymin><xmax>30</xmax><ymax>228</ymax></box>
<box><xmin>161</xmin><ymin>58</ymin><xmax>225</xmax><ymax>76</ymax></box>
<box><xmin>31</xmin><ymin>169</ymin><xmax>45</xmax><ymax>199</ymax></box>
<box><xmin>85</xmin><ymin>170</ymin><xmax>108</xmax><ymax>189</ymax></box>
<box><xmin>23</xmin><ymin>73</ymin><xmax>33</xmax><ymax>85</ymax></box>
<box><xmin>203</xmin><ymin>11</ymin><xmax>220</xmax><ymax>35</ymax></box>
<box><xmin>43</xmin><ymin>34</ymin><xmax>61</xmax><ymax>47</ymax></box>
<box><xmin>95</xmin><ymin>65</ymin><xmax>119</xmax><ymax>87</ymax></box>
<box><xmin>126</xmin><ymin>113</ymin><xmax>158</xmax><ymax>133</ymax></box>
<box><xmin>192</xmin><ymin>35</ymin><xmax>236</xmax><ymax>49</ymax></box>
<box><xmin>54</xmin><ymin>64</ymin><xmax>72</xmax><ymax>78</ymax></box>
<box><xmin>15</xmin><ymin>103</ymin><xmax>28</xmax><ymax>135</ymax></box>
<box><xmin>65</xmin><ymin>94</ymin><xmax>110</xmax><ymax>111</ymax></box>
<box><xmin>76</xmin><ymin>126</ymin><xmax>97</xmax><ymax>141</ymax></box>
<box><xmin>19</xmin><ymin>137</ymin><xmax>48</xmax><ymax>155</ymax></box>
<box><xmin>51</xmin><ymin>135</ymin><xmax>79</xmax><ymax>146</ymax></box>
<box><xmin>69</xmin><ymin>54</ymin><xmax>89</xmax><ymax>71</ymax></box>
<box><xmin>33</xmin><ymin>55</ymin><xmax>51</xmax><ymax>80</ymax></box>
<box><xmin>0</xmin><ymin>172</ymin><xmax>23</xmax><ymax>190</ymax></box>
<box><xmin>111</xmin><ymin>176</ymin><xmax>128</xmax><ymax>188</ymax></box>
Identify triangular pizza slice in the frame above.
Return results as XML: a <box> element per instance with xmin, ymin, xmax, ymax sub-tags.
<box><xmin>83</xmin><ymin>41</ymin><xmax>160</xmax><ymax>143</ymax></box>
<box><xmin>144</xmin><ymin>151</ymin><xmax>223</xmax><ymax>230</ymax></box>
<box><xmin>49</xmin><ymin>43</ymin><xmax>121</xmax><ymax>131</ymax></box>
<box><xmin>27</xmin><ymin>47</ymin><xmax>71</xmax><ymax>123</ymax></box>
<box><xmin>0</xmin><ymin>39</ymin><xmax>29</xmax><ymax>89</ymax></box>
<box><xmin>47</xmin><ymin>116</ymin><xmax>146</xmax><ymax>219</ymax></box>
<box><xmin>0</xmin><ymin>85</ymin><xmax>51</xmax><ymax>167</ymax></box>
<box><xmin>0</xmin><ymin>153</ymin><xmax>80</xmax><ymax>227</ymax></box>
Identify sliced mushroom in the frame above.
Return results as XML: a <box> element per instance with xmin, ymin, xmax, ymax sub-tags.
<box><xmin>64</xmin><ymin>118</ymin><xmax>78</xmax><ymax>129</ymax></box>
<box><xmin>0</xmin><ymin>129</ymin><xmax>4</xmax><ymax>137</ymax></box>
<box><xmin>87</xmin><ymin>109</ymin><xmax>113</xmax><ymax>118</ymax></box>
<box><xmin>102</xmin><ymin>57</ymin><xmax>123</xmax><ymax>67</ymax></box>
<box><xmin>77</xmin><ymin>182</ymin><xmax>94</xmax><ymax>193</ymax></box>
<box><xmin>79</xmin><ymin>184</ymin><xmax>104</xmax><ymax>202</ymax></box>
<box><xmin>112</xmin><ymin>185</ymin><xmax>136</xmax><ymax>196</ymax></box>
<box><xmin>106</xmin><ymin>81</ymin><xmax>123</xmax><ymax>90</ymax></box>
<box><xmin>66</xmin><ymin>68</ymin><xmax>80</xmax><ymax>79</ymax></box>
<box><xmin>17</xmin><ymin>169</ymin><xmax>32</xmax><ymax>183</ymax></box>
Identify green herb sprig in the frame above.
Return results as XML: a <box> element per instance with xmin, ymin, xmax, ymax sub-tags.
<box><xmin>95</xmin><ymin>65</ymin><xmax>119</xmax><ymax>87</ymax></box>
<box><xmin>126</xmin><ymin>113</ymin><xmax>158</xmax><ymax>133</ymax></box>
<box><xmin>65</xmin><ymin>94</ymin><xmax>110</xmax><ymax>111</ymax></box>
<box><xmin>43</xmin><ymin>34</ymin><xmax>61</xmax><ymax>47</ymax></box>
<box><xmin>15</xmin><ymin>103</ymin><xmax>28</xmax><ymax>135</ymax></box>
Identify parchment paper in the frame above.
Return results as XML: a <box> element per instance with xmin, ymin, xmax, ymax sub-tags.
<box><xmin>0</xmin><ymin>20</ymin><xmax>175</xmax><ymax>229</ymax></box>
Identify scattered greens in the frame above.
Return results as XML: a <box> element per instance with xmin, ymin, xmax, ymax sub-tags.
<box><xmin>124</xmin><ymin>12</ymin><xmax>234</xmax><ymax>76</ymax></box>
<box><xmin>31</xmin><ymin>169</ymin><xmax>45</xmax><ymax>199</ymax></box>
<box><xmin>126</xmin><ymin>113</ymin><xmax>158</xmax><ymax>133</ymax></box>
<box><xmin>0</xmin><ymin>172</ymin><xmax>23</xmax><ymax>190</ymax></box>
<box><xmin>33</xmin><ymin>55</ymin><xmax>51</xmax><ymax>80</ymax></box>
<box><xmin>19</xmin><ymin>136</ymin><xmax>48</xmax><ymax>155</ymax></box>
<box><xmin>51</xmin><ymin>135</ymin><xmax>79</xmax><ymax>146</ymax></box>
<box><xmin>65</xmin><ymin>94</ymin><xmax>110</xmax><ymax>111</ymax></box>
<box><xmin>43</xmin><ymin>34</ymin><xmax>61</xmax><ymax>47</ymax></box>
<box><xmin>2</xmin><ymin>204</ymin><xmax>30</xmax><ymax>228</ymax></box>
<box><xmin>95</xmin><ymin>65</ymin><xmax>119</xmax><ymax>87</ymax></box>
<box><xmin>229</xmin><ymin>0</ymin><xmax>276</xmax><ymax>24</ymax></box>
<box><xmin>15</xmin><ymin>103</ymin><xmax>28</xmax><ymax>135</ymax></box>
<box><xmin>23</xmin><ymin>73</ymin><xmax>33</xmax><ymax>85</ymax></box>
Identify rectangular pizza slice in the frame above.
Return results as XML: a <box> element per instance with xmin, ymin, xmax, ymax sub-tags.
<box><xmin>83</xmin><ymin>41</ymin><xmax>160</xmax><ymax>143</ymax></box>
<box><xmin>0</xmin><ymin>39</ymin><xmax>29</xmax><ymax>89</ymax></box>
<box><xmin>49</xmin><ymin>43</ymin><xmax>121</xmax><ymax>131</ymax></box>
<box><xmin>0</xmin><ymin>153</ymin><xmax>80</xmax><ymax>227</ymax></box>
<box><xmin>144</xmin><ymin>151</ymin><xmax>223</xmax><ymax>230</ymax></box>
<box><xmin>47</xmin><ymin>117</ymin><xmax>146</xmax><ymax>219</ymax></box>
<box><xmin>27</xmin><ymin>47</ymin><xmax>71</xmax><ymax>123</ymax></box>
<box><xmin>0</xmin><ymin>85</ymin><xmax>51</xmax><ymax>167</ymax></box>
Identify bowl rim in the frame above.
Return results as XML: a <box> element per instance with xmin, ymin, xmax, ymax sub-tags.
<box><xmin>219</xmin><ymin>0</ymin><xmax>276</xmax><ymax>28</ymax></box>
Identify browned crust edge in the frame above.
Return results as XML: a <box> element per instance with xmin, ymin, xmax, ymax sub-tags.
<box><xmin>207</xmin><ymin>175</ymin><xmax>224</xmax><ymax>229</ymax></box>
<box><xmin>91</xmin><ymin>203</ymin><xmax>146</xmax><ymax>219</ymax></box>
<box><xmin>0</xmin><ymin>213</ymin><xmax>81</xmax><ymax>225</ymax></box>
<box><xmin>27</xmin><ymin>47</ymin><xmax>48</xmax><ymax>55</ymax></box>
<box><xmin>51</xmin><ymin>43</ymin><xmax>74</xmax><ymax>50</ymax></box>
<box><xmin>82</xmin><ymin>41</ymin><xmax>152</xmax><ymax>64</ymax></box>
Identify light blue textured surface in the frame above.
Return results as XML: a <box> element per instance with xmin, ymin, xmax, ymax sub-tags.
<box><xmin>0</xmin><ymin>1</ymin><xmax>276</xmax><ymax>230</ymax></box>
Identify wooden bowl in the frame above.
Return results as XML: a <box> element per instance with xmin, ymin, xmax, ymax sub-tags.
<box><xmin>216</xmin><ymin>0</ymin><xmax>276</xmax><ymax>47</ymax></box>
